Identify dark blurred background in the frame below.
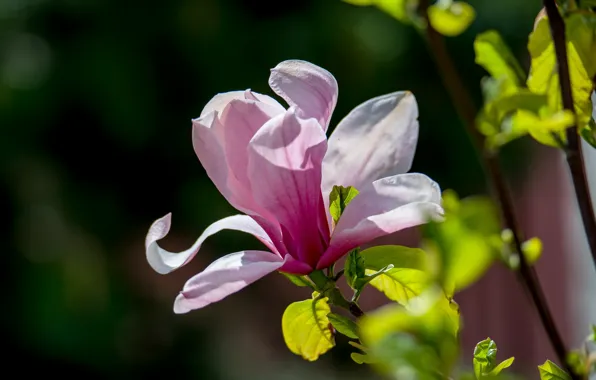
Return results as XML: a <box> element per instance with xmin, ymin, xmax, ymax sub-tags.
<box><xmin>5</xmin><ymin>0</ymin><xmax>592</xmax><ymax>378</ymax></box>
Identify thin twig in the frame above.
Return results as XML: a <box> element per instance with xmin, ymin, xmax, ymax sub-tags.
<box><xmin>542</xmin><ymin>0</ymin><xmax>596</xmax><ymax>274</ymax></box>
<box><xmin>418</xmin><ymin>0</ymin><xmax>574</xmax><ymax>374</ymax></box>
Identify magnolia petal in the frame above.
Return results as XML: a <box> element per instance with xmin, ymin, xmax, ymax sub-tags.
<box><xmin>321</xmin><ymin>91</ymin><xmax>419</xmax><ymax>198</ymax></box>
<box><xmin>146</xmin><ymin>213</ymin><xmax>278</xmax><ymax>275</ymax></box>
<box><xmin>247</xmin><ymin>109</ymin><xmax>330</xmax><ymax>267</ymax></box>
<box><xmin>192</xmin><ymin>111</ymin><xmax>273</xmax><ymax>221</ymax></box>
<box><xmin>219</xmin><ymin>98</ymin><xmax>285</xmax><ymax>186</ymax></box>
<box><xmin>317</xmin><ymin>173</ymin><xmax>443</xmax><ymax>269</ymax></box>
<box><xmin>269</xmin><ymin>60</ymin><xmax>338</xmax><ymax>131</ymax></box>
<box><xmin>200</xmin><ymin>89</ymin><xmax>284</xmax><ymax>118</ymax></box>
<box><xmin>173</xmin><ymin>250</ymin><xmax>285</xmax><ymax>313</ymax></box>
<box><xmin>279</xmin><ymin>255</ymin><xmax>314</xmax><ymax>275</ymax></box>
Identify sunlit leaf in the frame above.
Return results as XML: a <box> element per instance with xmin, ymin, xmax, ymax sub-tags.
<box><xmin>474</xmin><ymin>30</ymin><xmax>525</xmax><ymax>86</ymax></box>
<box><xmin>527</xmin><ymin>15</ymin><xmax>596</xmax><ymax>144</ymax></box>
<box><xmin>512</xmin><ymin>108</ymin><xmax>574</xmax><ymax>146</ymax></box>
<box><xmin>367</xmin><ymin>268</ymin><xmax>430</xmax><ymax>306</ymax></box>
<box><xmin>589</xmin><ymin>324</ymin><xmax>596</xmax><ymax>342</ymax></box>
<box><xmin>538</xmin><ymin>360</ymin><xmax>572</xmax><ymax>380</ymax></box>
<box><xmin>423</xmin><ymin>190</ymin><xmax>501</xmax><ymax>294</ymax></box>
<box><xmin>428</xmin><ymin>1</ymin><xmax>476</xmax><ymax>37</ymax></box>
<box><xmin>473</xmin><ymin>338</ymin><xmax>514</xmax><ymax>378</ymax></box>
<box><xmin>327</xmin><ymin>313</ymin><xmax>359</xmax><ymax>339</ymax></box>
<box><xmin>329</xmin><ymin>185</ymin><xmax>359</xmax><ymax>224</ymax></box>
<box><xmin>360</xmin><ymin>245</ymin><xmax>428</xmax><ymax>271</ymax></box>
<box><xmin>342</xmin><ymin>0</ymin><xmax>410</xmax><ymax>23</ymax></box>
<box><xmin>473</xmin><ymin>338</ymin><xmax>497</xmax><ymax>378</ymax></box>
<box><xmin>281</xmin><ymin>298</ymin><xmax>335</xmax><ymax>361</ymax></box>
<box><xmin>488</xmin><ymin>357</ymin><xmax>515</xmax><ymax>376</ymax></box>
<box><xmin>566</xmin><ymin>351</ymin><xmax>586</xmax><ymax>377</ymax></box>
<box><xmin>521</xmin><ymin>237</ymin><xmax>543</xmax><ymax>265</ymax></box>
<box><xmin>359</xmin><ymin>290</ymin><xmax>460</xmax><ymax>377</ymax></box>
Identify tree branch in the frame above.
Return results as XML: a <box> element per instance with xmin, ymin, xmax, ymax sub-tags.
<box><xmin>418</xmin><ymin>0</ymin><xmax>574</xmax><ymax>374</ymax></box>
<box><xmin>542</xmin><ymin>0</ymin><xmax>596</xmax><ymax>274</ymax></box>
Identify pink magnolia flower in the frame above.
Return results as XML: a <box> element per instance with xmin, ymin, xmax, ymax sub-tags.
<box><xmin>146</xmin><ymin>60</ymin><xmax>443</xmax><ymax>314</ymax></box>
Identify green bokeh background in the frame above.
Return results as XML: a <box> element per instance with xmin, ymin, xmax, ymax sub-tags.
<box><xmin>1</xmin><ymin>0</ymin><xmax>542</xmax><ymax>378</ymax></box>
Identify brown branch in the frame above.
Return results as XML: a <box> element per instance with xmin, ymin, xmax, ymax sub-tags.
<box><xmin>542</xmin><ymin>0</ymin><xmax>596</xmax><ymax>276</ymax></box>
<box><xmin>418</xmin><ymin>0</ymin><xmax>574</xmax><ymax>374</ymax></box>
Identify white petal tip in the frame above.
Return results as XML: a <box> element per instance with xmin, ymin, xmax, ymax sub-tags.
<box><xmin>173</xmin><ymin>293</ymin><xmax>192</xmax><ymax>314</ymax></box>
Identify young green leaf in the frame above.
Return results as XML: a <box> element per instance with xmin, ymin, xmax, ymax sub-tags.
<box><xmin>566</xmin><ymin>351</ymin><xmax>586</xmax><ymax>377</ymax></box>
<box><xmin>281</xmin><ymin>297</ymin><xmax>335</xmax><ymax>361</ymax></box>
<box><xmin>342</xmin><ymin>0</ymin><xmax>410</xmax><ymax>23</ymax></box>
<box><xmin>329</xmin><ymin>185</ymin><xmax>359</xmax><ymax>224</ymax></box>
<box><xmin>359</xmin><ymin>291</ymin><xmax>460</xmax><ymax>377</ymax></box>
<box><xmin>345</xmin><ymin>248</ymin><xmax>366</xmax><ymax>288</ymax></box>
<box><xmin>589</xmin><ymin>324</ymin><xmax>596</xmax><ymax>342</ymax></box>
<box><xmin>428</xmin><ymin>1</ymin><xmax>476</xmax><ymax>37</ymax></box>
<box><xmin>350</xmin><ymin>352</ymin><xmax>374</xmax><ymax>364</ymax></box>
<box><xmin>538</xmin><ymin>360</ymin><xmax>572</xmax><ymax>380</ymax></box>
<box><xmin>527</xmin><ymin>15</ymin><xmax>596</xmax><ymax>143</ymax></box>
<box><xmin>473</xmin><ymin>338</ymin><xmax>498</xmax><ymax>378</ymax></box>
<box><xmin>423</xmin><ymin>190</ymin><xmax>501</xmax><ymax>294</ymax></box>
<box><xmin>474</xmin><ymin>30</ymin><xmax>525</xmax><ymax>86</ymax></box>
<box><xmin>580</xmin><ymin>119</ymin><xmax>596</xmax><ymax>149</ymax></box>
<box><xmin>327</xmin><ymin>313</ymin><xmax>359</xmax><ymax>339</ymax></box>
<box><xmin>521</xmin><ymin>237</ymin><xmax>543</xmax><ymax>265</ymax></box>
<box><xmin>366</xmin><ymin>268</ymin><xmax>430</xmax><ymax>306</ymax></box>
<box><xmin>360</xmin><ymin>245</ymin><xmax>428</xmax><ymax>271</ymax></box>
<box><xmin>488</xmin><ymin>357</ymin><xmax>515</xmax><ymax>376</ymax></box>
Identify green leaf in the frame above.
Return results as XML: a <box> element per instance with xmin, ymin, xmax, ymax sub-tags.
<box><xmin>281</xmin><ymin>297</ymin><xmax>335</xmax><ymax>361</ymax></box>
<box><xmin>589</xmin><ymin>324</ymin><xmax>596</xmax><ymax>342</ymax></box>
<box><xmin>360</xmin><ymin>245</ymin><xmax>428</xmax><ymax>271</ymax></box>
<box><xmin>488</xmin><ymin>357</ymin><xmax>515</xmax><ymax>376</ymax></box>
<box><xmin>329</xmin><ymin>185</ymin><xmax>359</xmax><ymax>224</ymax></box>
<box><xmin>342</xmin><ymin>0</ymin><xmax>411</xmax><ymax>23</ymax></box>
<box><xmin>476</xmin><ymin>86</ymin><xmax>572</xmax><ymax>149</ymax></box>
<box><xmin>350</xmin><ymin>352</ymin><xmax>374</xmax><ymax>364</ymax></box>
<box><xmin>527</xmin><ymin>15</ymin><xmax>596</xmax><ymax>142</ymax></box>
<box><xmin>345</xmin><ymin>248</ymin><xmax>366</xmax><ymax>288</ymax></box>
<box><xmin>474</xmin><ymin>30</ymin><xmax>525</xmax><ymax>86</ymax></box>
<box><xmin>511</xmin><ymin>108</ymin><xmax>574</xmax><ymax>147</ymax></box>
<box><xmin>423</xmin><ymin>190</ymin><xmax>501</xmax><ymax>294</ymax></box>
<box><xmin>280</xmin><ymin>272</ymin><xmax>313</xmax><ymax>288</ymax></box>
<box><xmin>428</xmin><ymin>1</ymin><xmax>476</xmax><ymax>37</ymax></box>
<box><xmin>366</xmin><ymin>268</ymin><xmax>430</xmax><ymax>306</ymax></box>
<box><xmin>521</xmin><ymin>237</ymin><xmax>543</xmax><ymax>265</ymax></box>
<box><xmin>580</xmin><ymin>118</ymin><xmax>596</xmax><ymax>149</ymax></box>
<box><xmin>538</xmin><ymin>360</ymin><xmax>572</xmax><ymax>380</ymax></box>
<box><xmin>327</xmin><ymin>313</ymin><xmax>359</xmax><ymax>339</ymax></box>
<box><xmin>473</xmin><ymin>338</ymin><xmax>498</xmax><ymax>378</ymax></box>
<box><xmin>566</xmin><ymin>351</ymin><xmax>586</xmax><ymax>377</ymax></box>
<box><xmin>359</xmin><ymin>290</ymin><xmax>460</xmax><ymax>377</ymax></box>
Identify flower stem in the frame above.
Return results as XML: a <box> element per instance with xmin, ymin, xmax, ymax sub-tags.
<box><xmin>308</xmin><ymin>270</ymin><xmax>364</xmax><ymax>318</ymax></box>
<box><xmin>542</xmin><ymin>0</ymin><xmax>596</xmax><ymax>274</ymax></box>
<box><xmin>417</xmin><ymin>0</ymin><xmax>574</xmax><ymax>374</ymax></box>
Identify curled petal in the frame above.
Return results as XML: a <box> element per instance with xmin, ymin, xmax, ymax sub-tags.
<box><xmin>269</xmin><ymin>60</ymin><xmax>338</xmax><ymax>131</ymax></box>
<box><xmin>317</xmin><ymin>173</ymin><xmax>443</xmax><ymax>269</ymax></box>
<box><xmin>146</xmin><ymin>213</ymin><xmax>278</xmax><ymax>275</ymax></box>
<box><xmin>248</xmin><ymin>109</ymin><xmax>330</xmax><ymax>267</ymax></box>
<box><xmin>173</xmin><ymin>250</ymin><xmax>285</xmax><ymax>313</ymax></box>
<box><xmin>192</xmin><ymin>110</ymin><xmax>275</xmax><ymax>224</ymax></box>
<box><xmin>322</xmin><ymin>91</ymin><xmax>419</xmax><ymax>197</ymax></box>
